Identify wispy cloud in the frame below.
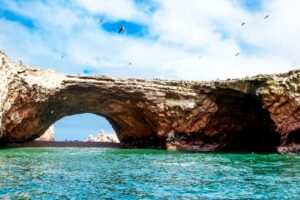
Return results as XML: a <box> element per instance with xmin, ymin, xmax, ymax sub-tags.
<box><xmin>0</xmin><ymin>0</ymin><xmax>299</xmax><ymax>80</ymax></box>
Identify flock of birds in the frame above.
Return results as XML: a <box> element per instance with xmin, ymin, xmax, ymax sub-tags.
<box><xmin>236</xmin><ymin>14</ymin><xmax>269</xmax><ymax>57</ymax></box>
<box><xmin>58</xmin><ymin>14</ymin><xmax>295</xmax><ymax>71</ymax></box>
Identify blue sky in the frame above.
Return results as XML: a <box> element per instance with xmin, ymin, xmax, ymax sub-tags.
<box><xmin>240</xmin><ymin>0</ymin><xmax>264</xmax><ymax>11</ymax></box>
<box><xmin>0</xmin><ymin>8</ymin><xmax>35</xmax><ymax>28</ymax></box>
<box><xmin>0</xmin><ymin>0</ymin><xmax>299</xmax><ymax>140</ymax></box>
<box><xmin>54</xmin><ymin>114</ymin><xmax>114</xmax><ymax>141</ymax></box>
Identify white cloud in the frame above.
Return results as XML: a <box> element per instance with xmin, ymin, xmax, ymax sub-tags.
<box><xmin>0</xmin><ymin>0</ymin><xmax>299</xmax><ymax>81</ymax></box>
<box><xmin>147</xmin><ymin>0</ymin><xmax>300</xmax><ymax>80</ymax></box>
<box><xmin>75</xmin><ymin>0</ymin><xmax>148</xmax><ymax>22</ymax></box>
<box><xmin>239</xmin><ymin>0</ymin><xmax>300</xmax><ymax>59</ymax></box>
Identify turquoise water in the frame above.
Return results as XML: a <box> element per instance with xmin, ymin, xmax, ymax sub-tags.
<box><xmin>0</xmin><ymin>148</ymin><xmax>299</xmax><ymax>199</ymax></box>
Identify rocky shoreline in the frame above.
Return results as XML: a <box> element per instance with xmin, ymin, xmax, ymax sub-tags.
<box><xmin>1</xmin><ymin>51</ymin><xmax>300</xmax><ymax>153</ymax></box>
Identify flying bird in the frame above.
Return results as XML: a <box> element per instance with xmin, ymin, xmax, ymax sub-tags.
<box><xmin>129</xmin><ymin>62</ymin><xmax>132</xmax><ymax>66</ymax></box>
<box><xmin>264</xmin><ymin>15</ymin><xmax>269</xmax><ymax>19</ymax></box>
<box><xmin>118</xmin><ymin>26</ymin><xmax>125</xmax><ymax>34</ymax></box>
<box><xmin>235</xmin><ymin>52</ymin><xmax>240</xmax><ymax>57</ymax></box>
<box><xmin>61</xmin><ymin>55</ymin><xmax>64</xmax><ymax>59</ymax></box>
<box><xmin>241</xmin><ymin>22</ymin><xmax>246</xmax><ymax>26</ymax></box>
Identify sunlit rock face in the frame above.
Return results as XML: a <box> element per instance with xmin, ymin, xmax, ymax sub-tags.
<box><xmin>86</xmin><ymin>131</ymin><xmax>119</xmax><ymax>143</ymax></box>
<box><xmin>1</xmin><ymin>51</ymin><xmax>300</xmax><ymax>153</ymax></box>
<box><xmin>35</xmin><ymin>125</ymin><xmax>54</xmax><ymax>141</ymax></box>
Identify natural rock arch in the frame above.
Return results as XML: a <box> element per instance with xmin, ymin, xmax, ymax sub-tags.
<box><xmin>1</xmin><ymin>51</ymin><xmax>300</xmax><ymax>153</ymax></box>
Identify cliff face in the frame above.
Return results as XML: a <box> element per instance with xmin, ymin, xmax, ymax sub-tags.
<box><xmin>35</xmin><ymin>125</ymin><xmax>54</xmax><ymax>142</ymax></box>
<box><xmin>1</xmin><ymin>51</ymin><xmax>300</xmax><ymax>153</ymax></box>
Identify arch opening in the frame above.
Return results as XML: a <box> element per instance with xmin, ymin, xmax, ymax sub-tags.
<box><xmin>166</xmin><ymin>91</ymin><xmax>281</xmax><ymax>153</ymax></box>
<box><xmin>39</xmin><ymin>113</ymin><xmax>119</xmax><ymax>143</ymax></box>
<box><xmin>216</xmin><ymin>93</ymin><xmax>281</xmax><ymax>153</ymax></box>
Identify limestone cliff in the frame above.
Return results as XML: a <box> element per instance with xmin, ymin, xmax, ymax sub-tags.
<box><xmin>35</xmin><ymin>125</ymin><xmax>54</xmax><ymax>141</ymax></box>
<box><xmin>0</xmin><ymin>51</ymin><xmax>300</xmax><ymax>153</ymax></box>
<box><xmin>86</xmin><ymin>131</ymin><xmax>119</xmax><ymax>143</ymax></box>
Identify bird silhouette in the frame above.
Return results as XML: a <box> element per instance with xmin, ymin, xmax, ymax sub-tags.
<box><xmin>241</xmin><ymin>22</ymin><xmax>246</xmax><ymax>26</ymax></box>
<box><xmin>61</xmin><ymin>55</ymin><xmax>64</xmax><ymax>59</ymax></box>
<box><xmin>118</xmin><ymin>26</ymin><xmax>125</xmax><ymax>33</ymax></box>
<box><xmin>129</xmin><ymin>62</ymin><xmax>132</xmax><ymax>65</ymax></box>
<box><xmin>235</xmin><ymin>52</ymin><xmax>240</xmax><ymax>57</ymax></box>
<box><xmin>264</xmin><ymin>15</ymin><xmax>269</xmax><ymax>19</ymax></box>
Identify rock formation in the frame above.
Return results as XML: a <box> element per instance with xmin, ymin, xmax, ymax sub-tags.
<box><xmin>35</xmin><ymin>125</ymin><xmax>54</xmax><ymax>141</ymax></box>
<box><xmin>0</xmin><ymin>51</ymin><xmax>300</xmax><ymax>153</ymax></box>
<box><xmin>86</xmin><ymin>130</ymin><xmax>119</xmax><ymax>143</ymax></box>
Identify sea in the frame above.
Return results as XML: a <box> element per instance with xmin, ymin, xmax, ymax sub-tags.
<box><xmin>0</xmin><ymin>147</ymin><xmax>299</xmax><ymax>199</ymax></box>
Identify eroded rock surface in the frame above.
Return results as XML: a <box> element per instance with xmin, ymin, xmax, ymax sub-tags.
<box><xmin>1</xmin><ymin>51</ymin><xmax>300</xmax><ymax>153</ymax></box>
<box><xmin>35</xmin><ymin>125</ymin><xmax>54</xmax><ymax>142</ymax></box>
<box><xmin>86</xmin><ymin>131</ymin><xmax>119</xmax><ymax>143</ymax></box>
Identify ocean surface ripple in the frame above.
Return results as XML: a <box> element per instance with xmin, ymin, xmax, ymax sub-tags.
<box><xmin>0</xmin><ymin>148</ymin><xmax>299</xmax><ymax>199</ymax></box>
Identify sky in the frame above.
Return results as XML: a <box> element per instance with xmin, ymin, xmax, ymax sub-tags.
<box><xmin>0</xmin><ymin>0</ymin><xmax>299</xmax><ymax>140</ymax></box>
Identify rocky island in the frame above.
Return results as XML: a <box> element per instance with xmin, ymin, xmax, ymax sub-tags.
<box><xmin>0</xmin><ymin>51</ymin><xmax>299</xmax><ymax>153</ymax></box>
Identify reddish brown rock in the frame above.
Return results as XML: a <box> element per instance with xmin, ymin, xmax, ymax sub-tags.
<box><xmin>0</xmin><ymin>51</ymin><xmax>300</xmax><ymax>153</ymax></box>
